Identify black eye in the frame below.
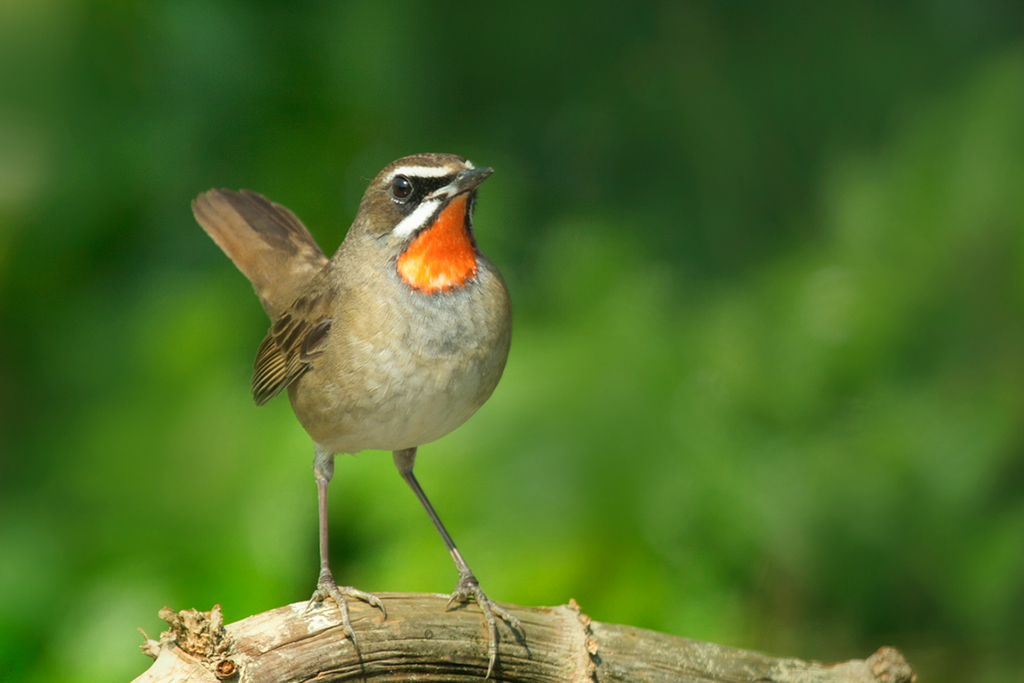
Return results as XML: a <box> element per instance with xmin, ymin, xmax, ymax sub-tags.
<box><xmin>391</xmin><ymin>175</ymin><xmax>413</xmax><ymax>200</ymax></box>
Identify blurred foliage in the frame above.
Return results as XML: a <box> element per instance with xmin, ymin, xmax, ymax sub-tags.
<box><xmin>1</xmin><ymin>1</ymin><xmax>1024</xmax><ymax>681</ymax></box>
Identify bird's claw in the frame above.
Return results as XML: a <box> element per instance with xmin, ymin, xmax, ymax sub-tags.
<box><xmin>448</xmin><ymin>573</ymin><xmax>522</xmax><ymax>678</ymax></box>
<box><xmin>306</xmin><ymin>570</ymin><xmax>386</xmax><ymax>642</ymax></box>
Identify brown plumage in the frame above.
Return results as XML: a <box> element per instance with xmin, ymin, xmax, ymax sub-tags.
<box><xmin>193</xmin><ymin>154</ymin><xmax>517</xmax><ymax>677</ymax></box>
<box><xmin>192</xmin><ymin>189</ymin><xmax>327</xmax><ymax>318</ymax></box>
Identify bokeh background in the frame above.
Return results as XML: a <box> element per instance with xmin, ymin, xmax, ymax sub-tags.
<box><xmin>2</xmin><ymin>1</ymin><xmax>1024</xmax><ymax>681</ymax></box>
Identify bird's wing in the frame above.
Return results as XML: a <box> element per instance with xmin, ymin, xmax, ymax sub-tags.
<box><xmin>251</xmin><ymin>289</ymin><xmax>335</xmax><ymax>406</ymax></box>
<box><xmin>192</xmin><ymin>189</ymin><xmax>329</xmax><ymax>319</ymax></box>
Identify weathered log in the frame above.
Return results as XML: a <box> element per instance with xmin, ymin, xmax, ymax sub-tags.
<box><xmin>133</xmin><ymin>593</ymin><xmax>915</xmax><ymax>682</ymax></box>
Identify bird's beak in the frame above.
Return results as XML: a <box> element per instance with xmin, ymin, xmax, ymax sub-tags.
<box><xmin>428</xmin><ymin>167</ymin><xmax>494</xmax><ymax>200</ymax></box>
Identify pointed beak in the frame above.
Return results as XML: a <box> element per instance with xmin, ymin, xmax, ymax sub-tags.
<box><xmin>428</xmin><ymin>167</ymin><xmax>494</xmax><ymax>200</ymax></box>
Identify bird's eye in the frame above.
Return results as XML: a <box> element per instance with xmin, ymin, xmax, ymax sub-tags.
<box><xmin>391</xmin><ymin>175</ymin><xmax>413</xmax><ymax>200</ymax></box>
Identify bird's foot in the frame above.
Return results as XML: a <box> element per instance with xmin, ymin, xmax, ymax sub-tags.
<box><xmin>306</xmin><ymin>569</ymin><xmax>386</xmax><ymax>641</ymax></box>
<box><xmin>448</xmin><ymin>572</ymin><xmax>522</xmax><ymax>679</ymax></box>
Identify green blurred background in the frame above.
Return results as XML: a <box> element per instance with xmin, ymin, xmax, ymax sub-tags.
<box><xmin>2</xmin><ymin>1</ymin><xmax>1024</xmax><ymax>681</ymax></box>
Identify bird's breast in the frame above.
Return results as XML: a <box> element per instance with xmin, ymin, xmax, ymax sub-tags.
<box><xmin>288</xmin><ymin>258</ymin><xmax>511</xmax><ymax>454</ymax></box>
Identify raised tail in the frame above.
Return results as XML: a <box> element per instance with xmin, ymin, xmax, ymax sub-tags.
<box><xmin>192</xmin><ymin>189</ymin><xmax>329</xmax><ymax>319</ymax></box>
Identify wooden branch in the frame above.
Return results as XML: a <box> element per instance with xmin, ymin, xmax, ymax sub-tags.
<box><xmin>133</xmin><ymin>593</ymin><xmax>916</xmax><ymax>683</ymax></box>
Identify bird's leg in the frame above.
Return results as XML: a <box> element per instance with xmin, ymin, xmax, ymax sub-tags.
<box><xmin>306</xmin><ymin>445</ymin><xmax>386</xmax><ymax>640</ymax></box>
<box><xmin>393</xmin><ymin>447</ymin><xmax>521</xmax><ymax>678</ymax></box>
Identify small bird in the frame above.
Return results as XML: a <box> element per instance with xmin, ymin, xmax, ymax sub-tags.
<box><xmin>192</xmin><ymin>154</ymin><xmax>517</xmax><ymax>676</ymax></box>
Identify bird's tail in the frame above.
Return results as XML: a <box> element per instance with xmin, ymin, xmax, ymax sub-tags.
<box><xmin>192</xmin><ymin>189</ymin><xmax>329</xmax><ymax>319</ymax></box>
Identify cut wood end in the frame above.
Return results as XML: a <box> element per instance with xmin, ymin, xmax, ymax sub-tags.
<box><xmin>867</xmin><ymin>646</ymin><xmax>916</xmax><ymax>683</ymax></box>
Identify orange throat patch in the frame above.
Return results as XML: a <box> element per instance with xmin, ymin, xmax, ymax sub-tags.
<box><xmin>397</xmin><ymin>194</ymin><xmax>478</xmax><ymax>293</ymax></box>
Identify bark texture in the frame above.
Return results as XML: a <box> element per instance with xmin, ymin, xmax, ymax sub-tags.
<box><xmin>133</xmin><ymin>593</ymin><xmax>916</xmax><ymax>683</ymax></box>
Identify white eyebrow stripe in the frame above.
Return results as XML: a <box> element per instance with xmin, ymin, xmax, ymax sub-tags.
<box><xmin>391</xmin><ymin>198</ymin><xmax>442</xmax><ymax>239</ymax></box>
<box><xmin>386</xmin><ymin>165</ymin><xmax>458</xmax><ymax>182</ymax></box>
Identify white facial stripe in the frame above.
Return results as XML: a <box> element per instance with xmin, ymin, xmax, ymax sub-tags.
<box><xmin>391</xmin><ymin>198</ymin><xmax>442</xmax><ymax>239</ymax></box>
<box><xmin>386</xmin><ymin>165</ymin><xmax>458</xmax><ymax>182</ymax></box>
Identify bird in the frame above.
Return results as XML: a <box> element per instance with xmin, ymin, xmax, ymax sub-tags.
<box><xmin>192</xmin><ymin>153</ymin><xmax>517</xmax><ymax>677</ymax></box>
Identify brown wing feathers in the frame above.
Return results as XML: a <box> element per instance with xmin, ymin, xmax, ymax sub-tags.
<box><xmin>252</xmin><ymin>333</ymin><xmax>291</xmax><ymax>406</ymax></box>
<box><xmin>251</xmin><ymin>298</ymin><xmax>335</xmax><ymax>406</ymax></box>
<box><xmin>193</xmin><ymin>188</ymin><xmax>336</xmax><ymax>405</ymax></box>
